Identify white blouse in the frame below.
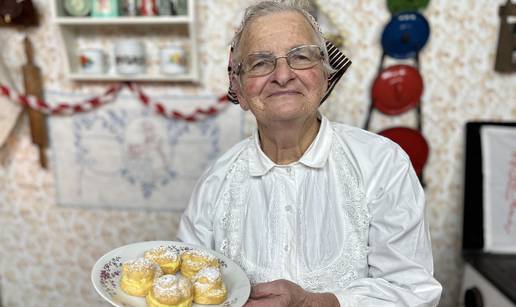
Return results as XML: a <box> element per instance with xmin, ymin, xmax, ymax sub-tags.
<box><xmin>177</xmin><ymin>115</ymin><xmax>442</xmax><ymax>306</ymax></box>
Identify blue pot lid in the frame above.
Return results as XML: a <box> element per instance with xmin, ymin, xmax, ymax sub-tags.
<box><xmin>381</xmin><ymin>11</ymin><xmax>430</xmax><ymax>59</ymax></box>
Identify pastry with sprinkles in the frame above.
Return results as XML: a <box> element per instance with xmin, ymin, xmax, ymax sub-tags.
<box><xmin>180</xmin><ymin>250</ymin><xmax>219</xmax><ymax>279</ymax></box>
<box><xmin>146</xmin><ymin>274</ymin><xmax>193</xmax><ymax>307</ymax></box>
<box><xmin>144</xmin><ymin>245</ymin><xmax>181</xmax><ymax>274</ymax></box>
<box><xmin>120</xmin><ymin>257</ymin><xmax>163</xmax><ymax>297</ymax></box>
<box><xmin>192</xmin><ymin>266</ymin><xmax>227</xmax><ymax>304</ymax></box>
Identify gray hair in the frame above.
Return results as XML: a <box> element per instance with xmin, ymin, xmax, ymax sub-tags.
<box><xmin>231</xmin><ymin>0</ymin><xmax>335</xmax><ymax>76</ymax></box>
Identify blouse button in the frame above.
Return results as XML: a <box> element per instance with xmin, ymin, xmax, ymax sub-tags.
<box><xmin>285</xmin><ymin>205</ymin><xmax>292</xmax><ymax>212</ymax></box>
<box><xmin>284</xmin><ymin>245</ymin><xmax>290</xmax><ymax>252</ymax></box>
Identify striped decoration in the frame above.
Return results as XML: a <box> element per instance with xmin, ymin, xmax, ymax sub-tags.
<box><xmin>0</xmin><ymin>83</ymin><xmax>122</xmax><ymax>115</ymax></box>
<box><xmin>127</xmin><ymin>83</ymin><xmax>230</xmax><ymax>122</ymax></box>
<box><xmin>0</xmin><ymin>82</ymin><xmax>230</xmax><ymax>122</ymax></box>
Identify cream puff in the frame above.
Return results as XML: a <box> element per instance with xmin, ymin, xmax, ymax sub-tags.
<box><xmin>120</xmin><ymin>257</ymin><xmax>163</xmax><ymax>297</ymax></box>
<box><xmin>192</xmin><ymin>266</ymin><xmax>227</xmax><ymax>305</ymax></box>
<box><xmin>146</xmin><ymin>274</ymin><xmax>193</xmax><ymax>307</ymax></box>
<box><xmin>180</xmin><ymin>250</ymin><xmax>219</xmax><ymax>279</ymax></box>
<box><xmin>144</xmin><ymin>245</ymin><xmax>181</xmax><ymax>274</ymax></box>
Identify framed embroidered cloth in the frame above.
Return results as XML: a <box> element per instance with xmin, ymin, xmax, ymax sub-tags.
<box><xmin>481</xmin><ymin>125</ymin><xmax>516</xmax><ymax>253</ymax></box>
<box><xmin>48</xmin><ymin>88</ymin><xmax>244</xmax><ymax>211</ymax></box>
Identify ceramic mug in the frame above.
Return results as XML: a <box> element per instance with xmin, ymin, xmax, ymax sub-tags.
<box><xmin>159</xmin><ymin>44</ymin><xmax>187</xmax><ymax>75</ymax></box>
<box><xmin>79</xmin><ymin>48</ymin><xmax>107</xmax><ymax>74</ymax></box>
<box><xmin>92</xmin><ymin>0</ymin><xmax>119</xmax><ymax>17</ymax></box>
<box><xmin>173</xmin><ymin>0</ymin><xmax>187</xmax><ymax>15</ymax></box>
<box><xmin>114</xmin><ymin>40</ymin><xmax>146</xmax><ymax>75</ymax></box>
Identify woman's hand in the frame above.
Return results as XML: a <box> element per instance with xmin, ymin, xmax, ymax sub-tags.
<box><xmin>243</xmin><ymin>279</ymin><xmax>340</xmax><ymax>307</ymax></box>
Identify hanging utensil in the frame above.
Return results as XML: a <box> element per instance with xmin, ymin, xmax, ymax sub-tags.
<box><xmin>22</xmin><ymin>36</ymin><xmax>48</xmax><ymax>168</ymax></box>
<box><xmin>494</xmin><ymin>0</ymin><xmax>516</xmax><ymax>72</ymax></box>
<box><xmin>378</xmin><ymin>126</ymin><xmax>429</xmax><ymax>179</ymax></box>
<box><xmin>372</xmin><ymin>64</ymin><xmax>423</xmax><ymax>115</ymax></box>
<box><xmin>381</xmin><ymin>11</ymin><xmax>430</xmax><ymax>59</ymax></box>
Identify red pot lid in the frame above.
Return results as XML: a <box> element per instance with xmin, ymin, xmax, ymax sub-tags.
<box><xmin>372</xmin><ymin>64</ymin><xmax>423</xmax><ymax>115</ymax></box>
<box><xmin>378</xmin><ymin>127</ymin><xmax>429</xmax><ymax>177</ymax></box>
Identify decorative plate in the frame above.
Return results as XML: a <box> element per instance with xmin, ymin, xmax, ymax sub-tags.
<box><xmin>91</xmin><ymin>241</ymin><xmax>251</xmax><ymax>307</ymax></box>
<box><xmin>63</xmin><ymin>0</ymin><xmax>91</xmax><ymax>16</ymax></box>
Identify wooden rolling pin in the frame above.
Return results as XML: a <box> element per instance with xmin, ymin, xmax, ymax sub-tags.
<box><xmin>22</xmin><ymin>36</ymin><xmax>48</xmax><ymax>168</ymax></box>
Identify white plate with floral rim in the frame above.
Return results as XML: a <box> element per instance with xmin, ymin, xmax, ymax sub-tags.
<box><xmin>91</xmin><ymin>241</ymin><xmax>250</xmax><ymax>307</ymax></box>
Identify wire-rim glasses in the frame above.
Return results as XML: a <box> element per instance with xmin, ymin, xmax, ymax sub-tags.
<box><xmin>237</xmin><ymin>44</ymin><xmax>324</xmax><ymax>78</ymax></box>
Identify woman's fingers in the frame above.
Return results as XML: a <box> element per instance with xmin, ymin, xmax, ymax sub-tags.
<box><xmin>249</xmin><ymin>281</ymin><xmax>280</xmax><ymax>298</ymax></box>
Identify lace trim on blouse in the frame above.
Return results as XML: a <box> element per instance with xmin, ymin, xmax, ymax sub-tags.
<box><xmin>217</xmin><ymin>140</ymin><xmax>370</xmax><ymax>292</ymax></box>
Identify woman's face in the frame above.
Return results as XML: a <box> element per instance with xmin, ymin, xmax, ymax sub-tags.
<box><xmin>235</xmin><ymin>11</ymin><xmax>328</xmax><ymax>125</ymax></box>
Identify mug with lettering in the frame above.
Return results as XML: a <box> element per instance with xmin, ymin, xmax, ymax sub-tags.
<box><xmin>78</xmin><ymin>48</ymin><xmax>107</xmax><ymax>74</ymax></box>
<box><xmin>159</xmin><ymin>44</ymin><xmax>187</xmax><ymax>75</ymax></box>
<box><xmin>114</xmin><ymin>40</ymin><xmax>146</xmax><ymax>75</ymax></box>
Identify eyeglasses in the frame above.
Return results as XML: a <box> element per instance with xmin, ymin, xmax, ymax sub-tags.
<box><xmin>237</xmin><ymin>45</ymin><xmax>324</xmax><ymax>78</ymax></box>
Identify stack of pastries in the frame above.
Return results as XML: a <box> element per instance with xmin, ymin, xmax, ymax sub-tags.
<box><xmin>120</xmin><ymin>246</ymin><xmax>227</xmax><ymax>306</ymax></box>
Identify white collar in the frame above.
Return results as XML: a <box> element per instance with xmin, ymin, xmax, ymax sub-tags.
<box><xmin>248</xmin><ymin>113</ymin><xmax>332</xmax><ymax>176</ymax></box>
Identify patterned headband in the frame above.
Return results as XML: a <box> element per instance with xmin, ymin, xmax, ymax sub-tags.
<box><xmin>227</xmin><ymin>40</ymin><xmax>351</xmax><ymax>105</ymax></box>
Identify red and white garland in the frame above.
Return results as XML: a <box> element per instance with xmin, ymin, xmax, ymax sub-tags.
<box><xmin>0</xmin><ymin>83</ymin><xmax>122</xmax><ymax>115</ymax></box>
<box><xmin>127</xmin><ymin>83</ymin><xmax>229</xmax><ymax>122</ymax></box>
<box><xmin>0</xmin><ymin>82</ymin><xmax>230</xmax><ymax>122</ymax></box>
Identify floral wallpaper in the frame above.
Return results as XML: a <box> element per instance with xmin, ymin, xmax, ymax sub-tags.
<box><xmin>0</xmin><ymin>0</ymin><xmax>515</xmax><ymax>306</ymax></box>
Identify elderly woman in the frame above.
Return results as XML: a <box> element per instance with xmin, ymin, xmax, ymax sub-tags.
<box><xmin>177</xmin><ymin>1</ymin><xmax>442</xmax><ymax>306</ymax></box>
